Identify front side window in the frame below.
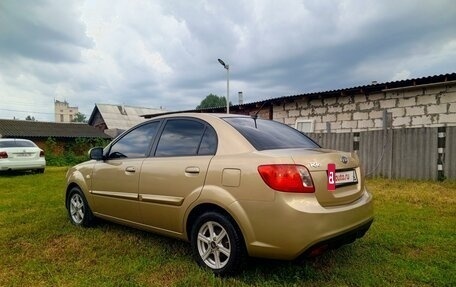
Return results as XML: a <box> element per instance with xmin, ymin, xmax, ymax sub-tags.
<box><xmin>108</xmin><ymin>121</ymin><xmax>160</xmax><ymax>159</ymax></box>
<box><xmin>155</xmin><ymin>119</ymin><xmax>208</xmax><ymax>157</ymax></box>
<box><xmin>223</xmin><ymin>117</ymin><xmax>319</xmax><ymax>151</ymax></box>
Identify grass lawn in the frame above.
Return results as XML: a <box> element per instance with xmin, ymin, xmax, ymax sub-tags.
<box><xmin>0</xmin><ymin>167</ymin><xmax>455</xmax><ymax>286</ymax></box>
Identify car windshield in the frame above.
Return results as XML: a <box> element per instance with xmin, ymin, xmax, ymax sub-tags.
<box><xmin>0</xmin><ymin>140</ymin><xmax>36</xmax><ymax>148</ymax></box>
<box><xmin>223</xmin><ymin>117</ymin><xmax>319</xmax><ymax>151</ymax></box>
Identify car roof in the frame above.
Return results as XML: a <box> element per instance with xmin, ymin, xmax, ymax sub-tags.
<box><xmin>145</xmin><ymin>112</ymin><xmax>252</xmax><ymax>120</ymax></box>
<box><xmin>0</xmin><ymin>138</ymin><xmax>33</xmax><ymax>142</ymax></box>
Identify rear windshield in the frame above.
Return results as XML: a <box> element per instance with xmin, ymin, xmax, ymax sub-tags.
<box><xmin>223</xmin><ymin>117</ymin><xmax>319</xmax><ymax>150</ymax></box>
<box><xmin>0</xmin><ymin>140</ymin><xmax>36</xmax><ymax>148</ymax></box>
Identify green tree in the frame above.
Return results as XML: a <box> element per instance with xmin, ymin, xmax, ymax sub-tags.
<box><xmin>25</xmin><ymin>115</ymin><xmax>36</xmax><ymax>121</ymax></box>
<box><xmin>72</xmin><ymin>112</ymin><xmax>87</xmax><ymax>123</ymax></box>
<box><xmin>196</xmin><ymin>93</ymin><xmax>231</xmax><ymax>109</ymax></box>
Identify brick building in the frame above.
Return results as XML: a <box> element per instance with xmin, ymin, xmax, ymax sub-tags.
<box><xmin>271</xmin><ymin>73</ymin><xmax>456</xmax><ymax>133</ymax></box>
<box><xmin>143</xmin><ymin>73</ymin><xmax>456</xmax><ymax>133</ymax></box>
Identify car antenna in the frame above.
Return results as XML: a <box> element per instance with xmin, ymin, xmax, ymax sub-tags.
<box><xmin>251</xmin><ymin>101</ymin><xmax>267</xmax><ymax>128</ymax></box>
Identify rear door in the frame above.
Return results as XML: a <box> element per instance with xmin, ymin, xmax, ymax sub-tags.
<box><xmin>90</xmin><ymin>121</ymin><xmax>161</xmax><ymax>222</ymax></box>
<box><xmin>138</xmin><ymin>118</ymin><xmax>217</xmax><ymax>233</ymax></box>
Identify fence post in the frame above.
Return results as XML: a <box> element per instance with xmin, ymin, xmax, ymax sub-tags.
<box><xmin>353</xmin><ymin>132</ymin><xmax>360</xmax><ymax>154</ymax></box>
<box><xmin>437</xmin><ymin>127</ymin><xmax>446</xmax><ymax>181</ymax></box>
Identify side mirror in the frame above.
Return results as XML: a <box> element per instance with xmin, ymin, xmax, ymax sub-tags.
<box><xmin>89</xmin><ymin>147</ymin><xmax>104</xmax><ymax>160</ymax></box>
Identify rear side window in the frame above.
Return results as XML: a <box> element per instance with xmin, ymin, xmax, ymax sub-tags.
<box><xmin>198</xmin><ymin>126</ymin><xmax>217</xmax><ymax>155</ymax></box>
<box><xmin>155</xmin><ymin>119</ymin><xmax>207</xmax><ymax>157</ymax></box>
<box><xmin>0</xmin><ymin>140</ymin><xmax>36</xmax><ymax>148</ymax></box>
<box><xmin>223</xmin><ymin>117</ymin><xmax>319</xmax><ymax>151</ymax></box>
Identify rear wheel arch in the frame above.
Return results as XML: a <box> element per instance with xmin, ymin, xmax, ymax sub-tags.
<box><xmin>185</xmin><ymin>203</ymin><xmax>245</xmax><ymax>244</ymax></box>
<box><xmin>187</xmin><ymin>204</ymin><xmax>248</xmax><ymax>275</ymax></box>
<box><xmin>190</xmin><ymin>210</ymin><xmax>246</xmax><ymax>275</ymax></box>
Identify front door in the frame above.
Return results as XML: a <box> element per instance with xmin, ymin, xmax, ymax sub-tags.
<box><xmin>91</xmin><ymin>121</ymin><xmax>161</xmax><ymax>222</ymax></box>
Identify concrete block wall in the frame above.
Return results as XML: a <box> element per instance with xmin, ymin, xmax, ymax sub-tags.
<box><xmin>272</xmin><ymin>83</ymin><xmax>456</xmax><ymax>133</ymax></box>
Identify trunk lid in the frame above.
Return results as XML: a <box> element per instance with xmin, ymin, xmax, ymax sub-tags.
<box><xmin>5</xmin><ymin>147</ymin><xmax>41</xmax><ymax>161</ymax></box>
<box><xmin>290</xmin><ymin>148</ymin><xmax>364</xmax><ymax>207</ymax></box>
<box><xmin>259</xmin><ymin>148</ymin><xmax>364</xmax><ymax>207</ymax></box>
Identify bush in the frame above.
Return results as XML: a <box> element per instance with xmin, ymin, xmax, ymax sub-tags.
<box><xmin>45</xmin><ymin>153</ymin><xmax>89</xmax><ymax>167</ymax></box>
<box><xmin>45</xmin><ymin>137</ymin><xmax>110</xmax><ymax>166</ymax></box>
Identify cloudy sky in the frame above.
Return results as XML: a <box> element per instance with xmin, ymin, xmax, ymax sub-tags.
<box><xmin>1</xmin><ymin>0</ymin><xmax>455</xmax><ymax>121</ymax></box>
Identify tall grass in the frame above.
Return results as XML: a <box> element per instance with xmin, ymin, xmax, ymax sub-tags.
<box><xmin>0</xmin><ymin>168</ymin><xmax>454</xmax><ymax>286</ymax></box>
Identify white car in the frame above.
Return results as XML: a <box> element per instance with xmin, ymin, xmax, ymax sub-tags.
<box><xmin>0</xmin><ymin>139</ymin><xmax>46</xmax><ymax>173</ymax></box>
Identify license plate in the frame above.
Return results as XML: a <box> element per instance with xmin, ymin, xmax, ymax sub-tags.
<box><xmin>15</xmin><ymin>153</ymin><xmax>31</xmax><ymax>157</ymax></box>
<box><xmin>335</xmin><ymin>170</ymin><xmax>358</xmax><ymax>185</ymax></box>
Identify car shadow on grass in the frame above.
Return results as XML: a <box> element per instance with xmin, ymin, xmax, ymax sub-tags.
<box><xmin>85</xmin><ymin>218</ymin><xmax>354</xmax><ymax>285</ymax></box>
<box><xmin>234</xmin><ymin>251</ymin><xmax>339</xmax><ymax>284</ymax></box>
<box><xmin>0</xmin><ymin>170</ymin><xmax>41</xmax><ymax>177</ymax></box>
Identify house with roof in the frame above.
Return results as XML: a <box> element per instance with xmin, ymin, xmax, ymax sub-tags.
<box><xmin>143</xmin><ymin>73</ymin><xmax>456</xmax><ymax>132</ymax></box>
<box><xmin>0</xmin><ymin>119</ymin><xmax>111</xmax><ymax>155</ymax></box>
<box><xmin>88</xmin><ymin>103</ymin><xmax>165</xmax><ymax>137</ymax></box>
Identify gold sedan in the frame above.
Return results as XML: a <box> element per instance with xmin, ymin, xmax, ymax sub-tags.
<box><xmin>65</xmin><ymin>113</ymin><xmax>373</xmax><ymax>275</ymax></box>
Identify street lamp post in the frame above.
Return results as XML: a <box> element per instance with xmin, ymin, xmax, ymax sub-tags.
<box><xmin>218</xmin><ymin>58</ymin><xmax>230</xmax><ymax>114</ymax></box>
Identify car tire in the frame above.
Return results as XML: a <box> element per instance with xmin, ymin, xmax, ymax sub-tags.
<box><xmin>67</xmin><ymin>187</ymin><xmax>94</xmax><ymax>227</ymax></box>
<box><xmin>36</xmin><ymin>168</ymin><xmax>45</xmax><ymax>174</ymax></box>
<box><xmin>191</xmin><ymin>211</ymin><xmax>245</xmax><ymax>276</ymax></box>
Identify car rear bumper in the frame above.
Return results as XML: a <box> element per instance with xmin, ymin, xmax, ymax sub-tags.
<box><xmin>0</xmin><ymin>160</ymin><xmax>46</xmax><ymax>171</ymax></box>
<box><xmin>299</xmin><ymin>217</ymin><xmax>373</xmax><ymax>259</ymax></box>
<box><xmin>238</xmin><ymin>189</ymin><xmax>374</xmax><ymax>260</ymax></box>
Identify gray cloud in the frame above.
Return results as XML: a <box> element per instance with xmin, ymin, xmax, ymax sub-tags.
<box><xmin>0</xmin><ymin>0</ymin><xmax>455</xmax><ymax>121</ymax></box>
<box><xmin>0</xmin><ymin>0</ymin><xmax>93</xmax><ymax>63</ymax></box>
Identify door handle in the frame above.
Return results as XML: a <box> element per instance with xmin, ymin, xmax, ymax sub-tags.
<box><xmin>185</xmin><ymin>167</ymin><xmax>200</xmax><ymax>174</ymax></box>
<box><xmin>125</xmin><ymin>166</ymin><xmax>136</xmax><ymax>173</ymax></box>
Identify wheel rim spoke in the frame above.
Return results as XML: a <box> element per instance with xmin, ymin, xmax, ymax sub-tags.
<box><xmin>208</xmin><ymin>222</ymin><xmax>215</xmax><ymax>239</ymax></box>
<box><xmin>218</xmin><ymin>245</ymin><xmax>230</xmax><ymax>257</ymax></box>
<box><xmin>201</xmin><ymin>247</ymin><xmax>212</xmax><ymax>260</ymax></box>
<box><xmin>198</xmin><ymin>233</ymin><xmax>211</xmax><ymax>244</ymax></box>
<box><xmin>77</xmin><ymin>209</ymin><xmax>84</xmax><ymax>220</ymax></box>
<box><xmin>214</xmin><ymin>250</ymin><xmax>221</xmax><ymax>268</ymax></box>
<box><xmin>215</xmin><ymin>229</ymin><xmax>227</xmax><ymax>244</ymax></box>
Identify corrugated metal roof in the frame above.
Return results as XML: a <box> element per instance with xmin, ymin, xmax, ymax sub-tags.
<box><xmin>266</xmin><ymin>72</ymin><xmax>456</xmax><ymax>104</ymax></box>
<box><xmin>0</xmin><ymin>119</ymin><xmax>111</xmax><ymax>138</ymax></box>
<box><xmin>89</xmin><ymin>103</ymin><xmax>164</xmax><ymax>130</ymax></box>
<box><xmin>142</xmin><ymin>72</ymin><xmax>456</xmax><ymax>118</ymax></box>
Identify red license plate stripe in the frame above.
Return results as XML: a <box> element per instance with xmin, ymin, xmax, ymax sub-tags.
<box><xmin>327</xmin><ymin>163</ymin><xmax>336</xmax><ymax>191</ymax></box>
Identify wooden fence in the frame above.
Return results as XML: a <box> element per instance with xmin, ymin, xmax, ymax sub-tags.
<box><xmin>308</xmin><ymin>126</ymin><xmax>456</xmax><ymax>180</ymax></box>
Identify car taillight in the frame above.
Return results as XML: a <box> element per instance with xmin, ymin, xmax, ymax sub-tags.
<box><xmin>0</xmin><ymin>151</ymin><xmax>8</xmax><ymax>159</ymax></box>
<box><xmin>258</xmin><ymin>164</ymin><xmax>315</xmax><ymax>193</ymax></box>
<box><xmin>39</xmin><ymin>151</ymin><xmax>45</xmax><ymax>157</ymax></box>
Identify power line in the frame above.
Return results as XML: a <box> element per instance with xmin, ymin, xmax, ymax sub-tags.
<box><xmin>2</xmin><ymin>102</ymin><xmax>50</xmax><ymax>108</ymax></box>
<box><xmin>0</xmin><ymin>108</ymin><xmax>54</xmax><ymax>115</ymax></box>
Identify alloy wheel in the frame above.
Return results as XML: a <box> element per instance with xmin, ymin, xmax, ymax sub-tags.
<box><xmin>196</xmin><ymin>221</ymin><xmax>231</xmax><ymax>269</ymax></box>
<box><xmin>70</xmin><ymin>193</ymin><xmax>85</xmax><ymax>224</ymax></box>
